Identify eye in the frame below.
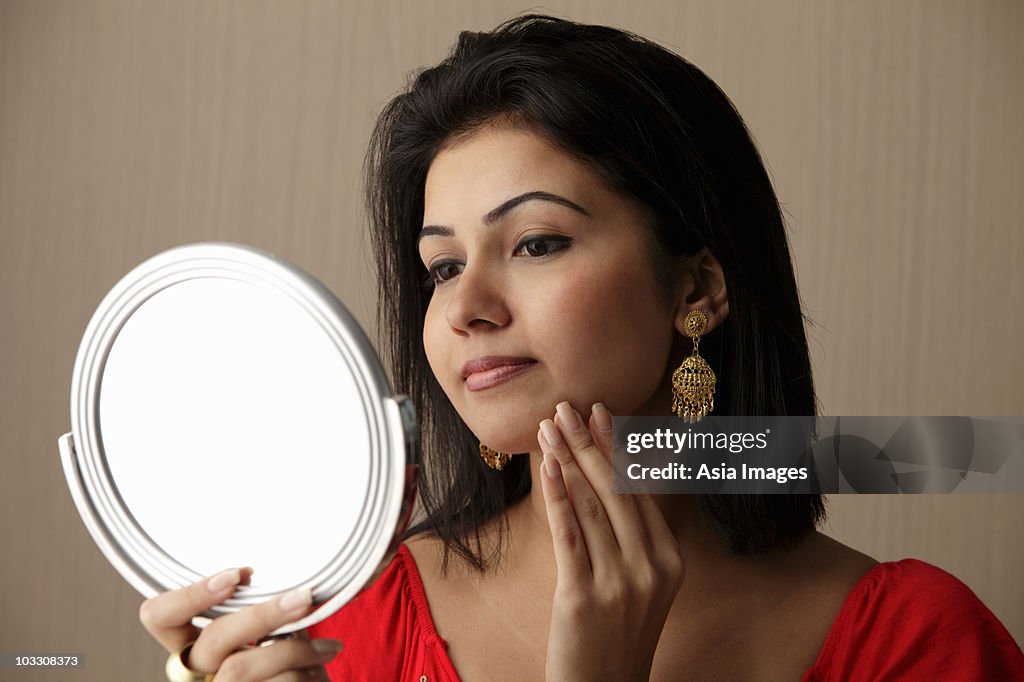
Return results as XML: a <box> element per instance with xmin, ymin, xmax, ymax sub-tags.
<box><xmin>420</xmin><ymin>235</ymin><xmax>573</xmax><ymax>290</ymax></box>
<box><xmin>513</xmin><ymin>235</ymin><xmax>572</xmax><ymax>258</ymax></box>
<box><xmin>422</xmin><ymin>260</ymin><xmax>464</xmax><ymax>288</ymax></box>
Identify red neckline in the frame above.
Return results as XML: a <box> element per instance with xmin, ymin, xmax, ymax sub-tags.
<box><xmin>398</xmin><ymin>541</ymin><xmax>892</xmax><ymax>680</ymax></box>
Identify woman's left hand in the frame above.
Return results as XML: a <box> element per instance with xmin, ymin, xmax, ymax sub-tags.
<box><xmin>537</xmin><ymin>401</ymin><xmax>685</xmax><ymax>682</ymax></box>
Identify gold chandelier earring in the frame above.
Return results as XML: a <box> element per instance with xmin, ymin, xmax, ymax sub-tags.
<box><xmin>479</xmin><ymin>443</ymin><xmax>511</xmax><ymax>470</ymax></box>
<box><xmin>671</xmin><ymin>309</ymin><xmax>717</xmax><ymax>423</ymax></box>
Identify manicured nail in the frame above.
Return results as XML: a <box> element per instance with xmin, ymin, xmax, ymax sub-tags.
<box><xmin>279</xmin><ymin>588</ymin><xmax>312</xmax><ymax>613</ymax></box>
<box><xmin>556</xmin><ymin>402</ymin><xmax>581</xmax><ymax>431</ymax></box>
<box><xmin>592</xmin><ymin>402</ymin><xmax>612</xmax><ymax>432</ymax></box>
<box><xmin>208</xmin><ymin>568</ymin><xmax>241</xmax><ymax>592</ymax></box>
<box><xmin>312</xmin><ymin>639</ymin><xmax>344</xmax><ymax>657</ymax></box>
<box><xmin>540</xmin><ymin>420</ymin><xmax>563</xmax><ymax>447</ymax></box>
<box><xmin>543</xmin><ymin>452</ymin><xmax>562</xmax><ymax>481</ymax></box>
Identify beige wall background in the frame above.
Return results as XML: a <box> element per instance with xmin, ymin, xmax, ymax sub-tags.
<box><xmin>1</xmin><ymin>1</ymin><xmax>1020</xmax><ymax>679</ymax></box>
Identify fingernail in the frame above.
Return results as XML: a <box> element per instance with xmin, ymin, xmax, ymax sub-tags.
<box><xmin>543</xmin><ymin>452</ymin><xmax>562</xmax><ymax>481</ymax></box>
<box><xmin>556</xmin><ymin>402</ymin><xmax>581</xmax><ymax>431</ymax></box>
<box><xmin>208</xmin><ymin>568</ymin><xmax>241</xmax><ymax>592</ymax></box>
<box><xmin>279</xmin><ymin>588</ymin><xmax>312</xmax><ymax>613</ymax></box>
<box><xmin>592</xmin><ymin>402</ymin><xmax>612</xmax><ymax>432</ymax></box>
<box><xmin>312</xmin><ymin>639</ymin><xmax>344</xmax><ymax>657</ymax></box>
<box><xmin>540</xmin><ymin>420</ymin><xmax>563</xmax><ymax>447</ymax></box>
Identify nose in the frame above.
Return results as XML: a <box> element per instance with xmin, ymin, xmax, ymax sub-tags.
<box><xmin>444</xmin><ymin>261</ymin><xmax>511</xmax><ymax>333</ymax></box>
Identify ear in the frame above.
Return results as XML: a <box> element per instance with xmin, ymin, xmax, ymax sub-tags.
<box><xmin>673</xmin><ymin>247</ymin><xmax>730</xmax><ymax>334</ymax></box>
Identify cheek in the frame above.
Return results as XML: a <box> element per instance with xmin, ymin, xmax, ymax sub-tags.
<box><xmin>422</xmin><ymin>304</ymin><xmax>449</xmax><ymax>385</ymax></box>
<box><xmin>535</xmin><ymin>263</ymin><xmax>672</xmax><ymax>407</ymax></box>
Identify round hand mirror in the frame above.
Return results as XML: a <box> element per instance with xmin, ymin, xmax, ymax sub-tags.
<box><xmin>58</xmin><ymin>242</ymin><xmax>419</xmax><ymax>635</ymax></box>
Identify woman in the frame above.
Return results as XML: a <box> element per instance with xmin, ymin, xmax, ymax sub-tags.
<box><xmin>142</xmin><ymin>15</ymin><xmax>1023</xmax><ymax>681</ymax></box>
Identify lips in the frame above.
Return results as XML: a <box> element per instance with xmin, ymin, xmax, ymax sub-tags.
<box><xmin>462</xmin><ymin>356</ymin><xmax>538</xmax><ymax>392</ymax></box>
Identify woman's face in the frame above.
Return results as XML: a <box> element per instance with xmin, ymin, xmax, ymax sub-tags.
<box><xmin>419</xmin><ymin>124</ymin><xmax>683</xmax><ymax>454</ymax></box>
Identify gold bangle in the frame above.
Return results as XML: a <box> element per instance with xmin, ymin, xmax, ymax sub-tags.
<box><xmin>165</xmin><ymin>642</ymin><xmax>215</xmax><ymax>682</ymax></box>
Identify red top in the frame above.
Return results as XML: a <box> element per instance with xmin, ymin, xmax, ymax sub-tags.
<box><xmin>309</xmin><ymin>544</ymin><xmax>1024</xmax><ymax>681</ymax></box>
<box><xmin>310</xmin><ymin>543</ymin><xmax>459</xmax><ymax>682</ymax></box>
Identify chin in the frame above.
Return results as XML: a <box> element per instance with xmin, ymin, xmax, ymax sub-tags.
<box><xmin>465</xmin><ymin>418</ymin><xmax>539</xmax><ymax>454</ymax></box>
<box><xmin>474</xmin><ymin>433</ymin><xmax>537</xmax><ymax>455</ymax></box>
<box><xmin>453</xmin><ymin>403</ymin><xmax>546</xmax><ymax>454</ymax></box>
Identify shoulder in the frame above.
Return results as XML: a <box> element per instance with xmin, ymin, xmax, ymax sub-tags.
<box><xmin>838</xmin><ymin>559</ymin><xmax>1007</xmax><ymax>630</ymax></box>
<box><xmin>806</xmin><ymin>559</ymin><xmax>1024</xmax><ymax>681</ymax></box>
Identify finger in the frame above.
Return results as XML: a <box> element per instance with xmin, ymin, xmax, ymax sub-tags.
<box><xmin>538</xmin><ymin>442</ymin><xmax>591</xmax><ymax>585</ymax></box>
<box><xmin>587</xmin><ymin>401</ymin><xmax>614</xmax><ymax>461</ymax></box>
<box><xmin>553</xmin><ymin>403</ymin><xmax>651</xmax><ymax>561</ymax></box>
<box><xmin>578</xmin><ymin>404</ymin><xmax>685</xmax><ymax>590</ymax></box>
<box><xmin>139</xmin><ymin>567</ymin><xmax>253</xmax><ymax>652</ymax></box>
<box><xmin>589</xmin><ymin>403</ymin><xmax>659</xmax><ymax>550</ymax></box>
<box><xmin>189</xmin><ymin>588</ymin><xmax>316</xmax><ymax>672</ymax></box>
<box><xmin>213</xmin><ymin>638</ymin><xmax>340</xmax><ymax>682</ymax></box>
<box><xmin>597</xmin><ymin>414</ymin><xmax>682</xmax><ymax>564</ymax></box>
<box><xmin>590</xmin><ymin>411</ymin><xmax>675</xmax><ymax>554</ymax></box>
<box><xmin>539</xmin><ymin>413</ymin><xmax>619</xmax><ymax>579</ymax></box>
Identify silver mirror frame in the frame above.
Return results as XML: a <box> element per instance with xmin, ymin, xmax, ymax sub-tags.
<box><xmin>59</xmin><ymin>242</ymin><xmax>419</xmax><ymax>634</ymax></box>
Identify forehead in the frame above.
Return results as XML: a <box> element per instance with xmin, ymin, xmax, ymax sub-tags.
<box><xmin>423</xmin><ymin>124</ymin><xmax>610</xmax><ymax>217</ymax></box>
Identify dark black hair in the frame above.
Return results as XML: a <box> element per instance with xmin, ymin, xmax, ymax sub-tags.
<box><xmin>366</xmin><ymin>14</ymin><xmax>825</xmax><ymax>574</ymax></box>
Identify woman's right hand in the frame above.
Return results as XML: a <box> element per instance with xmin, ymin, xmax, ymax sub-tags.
<box><xmin>139</xmin><ymin>567</ymin><xmax>343</xmax><ymax>681</ymax></box>
<box><xmin>538</xmin><ymin>403</ymin><xmax>685</xmax><ymax>682</ymax></box>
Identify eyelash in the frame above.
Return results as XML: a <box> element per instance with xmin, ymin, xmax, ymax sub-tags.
<box><xmin>420</xmin><ymin>235</ymin><xmax>573</xmax><ymax>290</ymax></box>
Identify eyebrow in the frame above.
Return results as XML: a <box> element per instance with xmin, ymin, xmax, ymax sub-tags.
<box><xmin>417</xmin><ymin>191</ymin><xmax>591</xmax><ymax>247</ymax></box>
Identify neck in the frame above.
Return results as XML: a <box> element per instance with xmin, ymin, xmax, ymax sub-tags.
<box><xmin>499</xmin><ymin>344</ymin><xmax>725</xmax><ymax>570</ymax></box>
<box><xmin>505</xmin><ymin>449</ymin><xmax>729</xmax><ymax>572</ymax></box>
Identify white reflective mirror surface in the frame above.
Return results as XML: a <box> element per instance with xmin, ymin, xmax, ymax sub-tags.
<box><xmin>100</xmin><ymin>277</ymin><xmax>369</xmax><ymax>588</ymax></box>
<box><xmin>60</xmin><ymin>243</ymin><xmax>418</xmax><ymax>633</ymax></box>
